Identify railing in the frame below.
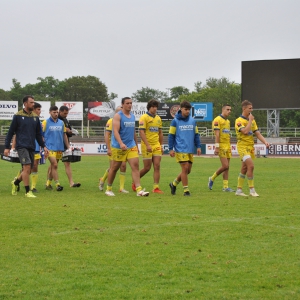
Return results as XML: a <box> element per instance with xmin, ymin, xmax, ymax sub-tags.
<box><xmin>2</xmin><ymin>125</ymin><xmax>300</xmax><ymax>138</ymax></box>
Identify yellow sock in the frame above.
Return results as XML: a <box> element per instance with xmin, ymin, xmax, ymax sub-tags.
<box><xmin>237</xmin><ymin>173</ymin><xmax>246</xmax><ymax>189</ymax></box>
<box><xmin>31</xmin><ymin>173</ymin><xmax>38</xmax><ymax>189</ymax></box>
<box><xmin>183</xmin><ymin>186</ymin><xmax>189</xmax><ymax>193</ymax></box>
<box><xmin>102</xmin><ymin>168</ymin><xmax>109</xmax><ymax>182</ymax></box>
<box><xmin>153</xmin><ymin>184</ymin><xmax>159</xmax><ymax>190</ymax></box>
<box><xmin>211</xmin><ymin>172</ymin><xmax>218</xmax><ymax>181</ymax></box>
<box><xmin>106</xmin><ymin>184</ymin><xmax>112</xmax><ymax>191</ymax></box>
<box><xmin>247</xmin><ymin>177</ymin><xmax>254</xmax><ymax>189</ymax></box>
<box><xmin>47</xmin><ymin>179</ymin><xmax>53</xmax><ymax>186</ymax></box>
<box><xmin>172</xmin><ymin>179</ymin><xmax>179</xmax><ymax>186</ymax></box>
<box><xmin>136</xmin><ymin>186</ymin><xmax>142</xmax><ymax>193</ymax></box>
<box><xmin>55</xmin><ymin>180</ymin><xmax>60</xmax><ymax>187</ymax></box>
<box><xmin>119</xmin><ymin>172</ymin><xmax>126</xmax><ymax>190</ymax></box>
<box><xmin>223</xmin><ymin>180</ymin><xmax>228</xmax><ymax>189</ymax></box>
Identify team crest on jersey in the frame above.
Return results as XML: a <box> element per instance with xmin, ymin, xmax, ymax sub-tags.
<box><xmin>139</xmin><ymin>121</ymin><xmax>144</xmax><ymax>126</ymax></box>
<box><xmin>106</xmin><ymin>123</ymin><xmax>110</xmax><ymax>128</ymax></box>
<box><xmin>237</xmin><ymin>122</ymin><xmax>242</xmax><ymax>127</ymax></box>
<box><xmin>214</xmin><ymin>122</ymin><xmax>218</xmax><ymax>126</ymax></box>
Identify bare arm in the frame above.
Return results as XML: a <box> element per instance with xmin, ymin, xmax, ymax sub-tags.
<box><xmin>105</xmin><ymin>131</ymin><xmax>112</xmax><ymax>156</ymax></box>
<box><xmin>240</xmin><ymin>114</ymin><xmax>254</xmax><ymax>135</ymax></box>
<box><xmin>139</xmin><ymin>130</ymin><xmax>152</xmax><ymax>152</ymax></box>
<box><xmin>214</xmin><ymin>130</ymin><xmax>220</xmax><ymax>155</ymax></box>
<box><xmin>255</xmin><ymin>131</ymin><xmax>270</xmax><ymax>148</ymax></box>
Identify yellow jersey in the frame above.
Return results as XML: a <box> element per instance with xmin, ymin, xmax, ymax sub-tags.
<box><xmin>139</xmin><ymin>112</ymin><xmax>162</xmax><ymax>145</ymax></box>
<box><xmin>105</xmin><ymin>118</ymin><xmax>113</xmax><ymax>142</ymax></box>
<box><xmin>235</xmin><ymin>116</ymin><xmax>258</xmax><ymax>147</ymax></box>
<box><xmin>212</xmin><ymin>115</ymin><xmax>231</xmax><ymax>145</ymax></box>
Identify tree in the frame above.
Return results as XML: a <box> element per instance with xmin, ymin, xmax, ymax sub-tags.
<box><xmin>170</xmin><ymin>86</ymin><xmax>189</xmax><ymax>100</ymax></box>
<box><xmin>131</xmin><ymin>87</ymin><xmax>168</xmax><ymax>102</ymax></box>
<box><xmin>61</xmin><ymin>76</ymin><xmax>109</xmax><ymax>108</ymax></box>
<box><xmin>194</xmin><ymin>81</ymin><xmax>203</xmax><ymax>93</ymax></box>
<box><xmin>0</xmin><ymin>89</ymin><xmax>11</xmax><ymax>100</ymax></box>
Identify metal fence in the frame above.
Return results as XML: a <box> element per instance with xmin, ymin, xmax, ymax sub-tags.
<box><xmin>1</xmin><ymin>125</ymin><xmax>300</xmax><ymax>138</ymax></box>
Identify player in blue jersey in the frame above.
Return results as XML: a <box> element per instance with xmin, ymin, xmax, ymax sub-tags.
<box><xmin>168</xmin><ymin>100</ymin><xmax>201</xmax><ymax>196</ymax></box>
<box><xmin>105</xmin><ymin>97</ymin><xmax>149</xmax><ymax>197</ymax></box>
<box><xmin>42</xmin><ymin>106</ymin><xmax>69</xmax><ymax>192</ymax></box>
<box><xmin>4</xmin><ymin>95</ymin><xmax>48</xmax><ymax>198</ymax></box>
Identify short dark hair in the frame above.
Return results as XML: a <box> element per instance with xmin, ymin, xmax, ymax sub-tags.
<box><xmin>222</xmin><ymin>104</ymin><xmax>231</xmax><ymax>109</ymax></box>
<box><xmin>180</xmin><ymin>100</ymin><xmax>191</xmax><ymax>109</ymax></box>
<box><xmin>147</xmin><ymin>99</ymin><xmax>159</xmax><ymax>111</ymax></box>
<box><xmin>23</xmin><ymin>95</ymin><xmax>34</xmax><ymax>104</ymax></box>
<box><xmin>33</xmin><ymin>102</ymin><xmax>41</xmax><ymax>109</ymax></box>
<box><xmin>121</xmin><ymin>97</ymin><xmax>131</xmax><ymax>104</ymax></box>
<box><xmin>59</xmin><ymin>105</ymin><xmax>69</xmax><ymax>112</ymax></box>
<box><xmin>49</xmin><ymin>105</ymin><xmax>58</xmax><ymax>112</ymax></box>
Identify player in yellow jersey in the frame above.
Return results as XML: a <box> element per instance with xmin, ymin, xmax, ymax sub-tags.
<box><xmin>99</xmin><ymin>106</ymin><xmax>128</xmax><ymax>193</ymax></box>
<box><xmin>235</xmin><ymin>100</ymin><xmax>269</xmax><ymax>197</ymax></box>
<box><xmin>135</xmin><ymin>99</ymin><xmax>164</xmax><ymax>193</ymax></box>
<box><xmin>208</xmin><ymin>104</ymin><xmax>235</xmax><ymax>192</ymax></box>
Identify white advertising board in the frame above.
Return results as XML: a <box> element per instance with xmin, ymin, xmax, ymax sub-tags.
<box><xmin>56</xmin><ymin>102</ymin><xmax>83</xmax><ymax>120</ymax></box>
<box><xmin>0</xmin><ymin>101</ymin><xmax>18</xmax><ymax>120</ymax></box>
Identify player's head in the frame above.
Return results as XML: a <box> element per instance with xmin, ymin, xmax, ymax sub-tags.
<box><xmin>49</xmin><ymin>105</ymin><xmax>59</xmax><ymax>120</ymax></box>
<box><xmin>33</xmin><ymin>102</ymin><xmax>42</xmax><ymax>116</ymax></box>
<box><xmin>180</xmin><ymin>100</ymin><xmax>191</xmax><ymax>110</ymax></box>
<box><xmin>23</xmin><ymin>95</ymin><xmax>35</xmax><ymax>111</ymax></box>
<box><xmin>221</xmin><ymin>104</ymin><xmax>232</xmax><ymax>117</ymax></box>
<box><xmin>147</xmin><ymin>99</ymin><xmax>159</xmax><ymax>111</ymax></box>
<box><xmin>180</xmin><ymin>100</ymin><xmax>191</xmax><ymax>117</ymax></box>
<box><xmin>59</xmin><ymin>105</ymin><xmax>69</xmax><ymax>118</ymax></box>
<box><xmin>121</xmin><ymin>97</ymin><xmax>131</xmax><ymax>105</ymax></box>
<box><xmin>23</xmin><ymin>95</ymin><xmax>34</xmax><ymax>104</ymax></box>
<box><xmin>241</xmin><ymin>100</ymin><xmax>253</xmax><ymax>115</ymax></box>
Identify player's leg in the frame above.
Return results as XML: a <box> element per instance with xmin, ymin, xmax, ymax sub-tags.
<box><xmin>119</xmin><ymin>161</ymin><xmax>128</xmax><ymax>193</ymax></box>
<box><xmin>152</xmin><ymin>155</ymin><xmax>163</xmax><ymax>193</ymax></box>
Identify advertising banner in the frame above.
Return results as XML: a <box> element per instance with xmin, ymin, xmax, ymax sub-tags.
<box><xmin>55</xmin><ymin>102</ymin><xmax>83</xmax><ymax>120</ymax></box>
<box><xmin>157</xmin><ymin>103</ymin><xmax>180</xmax><ymax>120</ymax></box>
<box><xmin>88</xmin><ymin>101</ymin><xmax>116</xmax><ymax>121</ymax></box>
<box><xmin>38</xmin><ymin>101</ymin><xmax>51</xmax><ymax>120</ymax></box>
<box><xmin>0</xmin><ymin>101</ymin><xmax>18</xmax><ymax>120</ymax></box>
<box><xmin>268</xmin><ymin>144</ymin><xmax>300</xmax><ymax>155</ymax></box>
<box><xmin>191</xmin><ymin>102</ymin><xmax>213</xmax><ymax>121</ymax></box>
<box><xmin>88</xmin><ymin>101</ymin><xmax>148</xmax><ymax>121</ymax></box>
<box><xmin>205</xmin><ymin>144</ymin><xmax>267</xmax><ymax>155</ymax></box>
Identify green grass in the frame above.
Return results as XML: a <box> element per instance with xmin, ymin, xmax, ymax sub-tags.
<box><xmin>0</xmin><ymin>155</ymin><xmax>300</xmax><ymax>299</ymax></box>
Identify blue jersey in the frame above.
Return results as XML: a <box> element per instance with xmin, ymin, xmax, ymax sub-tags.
<box><xmin>168</xmin><ymin>110</ymin><xmax>201</xmax><ymax>153</ymax></box>
<box><xmin>35</xmin><ymin>122</ymin><xmax>43</xmax><ymax>152</ymax></box>
<box><xmin>42</xmin><ymin>118</ymin><xmax>66</xmax><ymax>151</ymax></box>
<box><xmin>111</xmin><ymin>111</ymin><xmax>136</xmax><ymax>149</ymax></box>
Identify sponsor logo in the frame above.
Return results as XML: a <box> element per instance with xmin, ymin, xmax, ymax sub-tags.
<box><xmin>0</xmin><ymin>104</ymin><xmax>17</xmax><ymax>108</ymax></box>
<box><xmin>124</xmin><ymin>122</ymin><xmax>135</xmax><ymax>127</ymax></box>
<box><xmin>63</xmin><ymin>103</ymin><xmax>76</xmax><ymax>109</ymax></box>
<box><xmin>49</xmin><ymin>126</ymin><xmax>62</xmax><ymax>131</ymax></box>
<box><xmin>179</xmin><ymin>125</ymin><xmax>194</xmax><ymax>130</ymax></box>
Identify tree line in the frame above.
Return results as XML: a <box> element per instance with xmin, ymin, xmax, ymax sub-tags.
<box><xmin>0</xmin><ymin>75</ymin><xmax>298</xmax><ymax>128</ymax></box>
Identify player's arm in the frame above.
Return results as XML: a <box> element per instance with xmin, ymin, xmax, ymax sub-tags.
<box><xmin>11</xmin><ymin>135</ymin><xmax>16</xmax><ymax>150</ymax></box>
<box><xmin>168</xmin><ymin>120</ymin><xmax>176</xmax><ymax>157</ymax></box>
<box><xmin>139</xmin><ymin>129</ymin><xmax>152</xmax><ymax>152</ymax></box>
<box><xmin>254</xmin><ymin>131</ymin><xmax>270</xmax><ymax>148</ymax></box>
<box><xmin>158</xmin><ymin>128</ymin><xmax>163</xmax><ymax>154</ymax></box>
<box><xmin>214</xmin><ymin>129</ymin><xmax>220</xmax><ymax>155</ymax></box>
<box><xmin>240</xmin><ymin>114</ymin><xmax>254</xmax><ymax>135</ymax></box>
<box><xmin>105</xmin><ymin>130</ymin><xmax>112</xmax><ymax>156</ymax></box>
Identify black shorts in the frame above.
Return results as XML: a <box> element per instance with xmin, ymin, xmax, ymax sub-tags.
<box><xmin>17</xmin><ymin>148</ymin><xmax>35</xmax><ymax>168</ymax></box>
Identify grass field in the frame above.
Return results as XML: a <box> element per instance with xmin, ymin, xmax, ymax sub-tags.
<box><xmin>0</xmin><ymin>155</ymin><xmax>300</xmax><ymax>299</ymax></box>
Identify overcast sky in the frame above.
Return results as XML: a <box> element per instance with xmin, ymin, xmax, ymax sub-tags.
<box><xmin>1</xmin><ymin>0</ymin><xmax>299</xmax><ymax>103</ymax></box>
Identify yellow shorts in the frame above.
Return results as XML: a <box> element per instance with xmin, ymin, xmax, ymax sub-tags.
<box><xmin>219</xmin><ymin>146</ymin><xmax>232</xmax><ymax>159</ymax></box>
<box><xmin>141</xmin><ymin>143</ymin><xmax>162</xmax><ymax>159</ymax></box>
<box><xmin>34</xmin><ymin>153</ymin><xmax>41</xmax><ymax>160</ymax></box>
<box><xmin>237</xmin><ymin>146</ymin><xmax>255</xmax><ymax>161</ymax></box>
<box><xmin>111</xmin><ymin>146</ymin><xmax>139</xmax><ymax>162</ymax></box>
<box><xmin>49</xmin><ymin>150</ymin><xmax>63</xmax><ymax>160</ymax></box>
<box><xmin>175</xmin><ymin>153</ymin><xmax>194</xmax><ymax>163</ymax></box>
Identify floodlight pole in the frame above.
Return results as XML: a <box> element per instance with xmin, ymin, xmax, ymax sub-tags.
<box><xmin>267</xmin><ymin>109</ymin><xmax>280</xmax><ymax>137</ymax></box>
